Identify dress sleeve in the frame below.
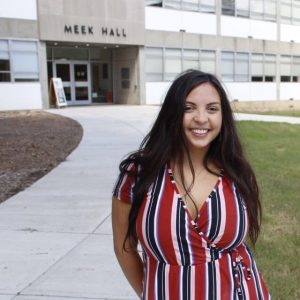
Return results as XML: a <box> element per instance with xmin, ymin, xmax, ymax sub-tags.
<box><xmin>112</xmin><ymin>163</ymin><xmax>136</xmax><ymax>205</ymax></box>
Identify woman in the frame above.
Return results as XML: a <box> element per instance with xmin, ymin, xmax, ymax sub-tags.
<box><xmin>112</xmin><ymin>70</ymin><xmax>270</xmax><ymax>299</ymax></box>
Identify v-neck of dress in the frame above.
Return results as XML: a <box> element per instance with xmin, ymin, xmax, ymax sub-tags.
<box><xmin>167</xmin><ymin>163</ymin><xmax>223</xmax><ymax>224</ymax></box>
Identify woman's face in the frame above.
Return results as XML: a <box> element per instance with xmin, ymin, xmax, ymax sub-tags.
<box><xmin>182</xmin><ymin>82</ymin><xmax>222</xmax><ymax>154</ymax></box>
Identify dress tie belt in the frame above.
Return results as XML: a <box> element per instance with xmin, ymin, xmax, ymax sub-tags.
<box><xmin>210</xmin><ymin>246</ymin><xmax>252</xmax><ymax>299</ymax></box>
<box><xmin>191</xmin><ymin>220</ymin><xmax>252</xmax><ymax>299</ymax></box>
<box><xmin>227</xmin><ymin>249</ymin><xmax>252</xmax><ymax>299</ymax></box>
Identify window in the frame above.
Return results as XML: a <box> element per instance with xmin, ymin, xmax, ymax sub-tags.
<box><xmin>183</xmin><ymin>49</ymin><xmax>199</xmax><ymax>71</ymax></box>
<box><xmin>53</xmin><ymin>47</ymin><xmax>88</xmax><ymax>60</ymax></box>
<box><xmin>182</xmin><ymin>0</ymin><xmax>199</xmax><ymax>11</ymax></box>
<box><xmin>280</xmin><ymin>0</ymin><xmax>300</xmax><ymax>24</ymax></box>
<box><xmin>237</xmin><ymin>0</ymin><xmax>250</xmax><ymax>17</ymax></box>
<box><xmin>222</xmin><ymin>51</ymin><xmax>278</xmax><ymax>82</ymax></box>
<box><xmin>146</xmin><ymin>47</ymin><xmax>215</xmax><ymax>82</ymax></box>
<box><xmin>200</xmin><ymin>50</ymin><xmax>216</xmax><ymax>74</ymax></box>
<box><xmin>163</xmin><ymin>0</ymin><xmax>215</xmax><ymax>12</ymax></box>
<box><xmin>292</xmin><ymin>1</ymin><xmax>300</xmax><ymax>25</ymax></box>
<box><xmin>251</xmin><ymin>53</ymin><xmax>276</xmax><ymax>82</ymax></box>
<box><xmin>222</xmin><ymin>0</ymin><xmax>235</xmax><ymax>16</ymax></box>
<box><xmin>145</xmin><ymin>47</ymin><xmax>163</xmax><ymax>81</ymax></box>
<box><xmin>281</xmin><ymin>0</ymin><xmax>292</xmax><ymax>23</ymax></box>
<box><xmin>47</xmin><ymin>61</ymin><xmax>53</xmax><ymax>83</ymax></box>
<box><xmin>221</xmin><ymin>51</ymin><xmax>249</xmax><ymax>82</ymax></box>
<box><xmin>235</xmin><ymin>52</ymin><xmax>249</xmax><ymax>81</ymax></box>
<box><xmin>146</xmin><ymin>0</ymin><xmax>163</xmax><ymax>6</ymax></box>
<box><xmin>164</xmin><ymin>0</ymin><xmax>181</xmax><ymax>9</ymax></box>
<box><xmin>251</xmin><ymin>0</ymin><xmax>264</xmax><ymax>19</ymax></box>
<box><xmin>264</xmin><ymin>0</ymin><xmax>277</xmax><ymax>21</ymax></box>
<box><xmin>222</xmin><ymin>0</ymin><xmax>276</xmax><ymax>21</ymax></box>
<box><xmin>46</xmin><ymin>47</ymin><xmax>52</xmax><ymax>60</ymax></box>
<box><xmin>0</xmin><ymin>40</ymin><xmax>10</xmax><ymax>82</ymax></box>
<box><xmin>265</xmin><ymin>54</ymin><xmax>276</xmax><ymax>82</ymax></box>
<box><xmin>11</xmin><ymin>41</ymin><xmax>39</xmax><ymax>82</ymax></box>
<box><xmin>280</xmin><ymin>55</ymin><xmax>292</xmax><ymax>82</ymax></box>
<box><xmin>251</xmin><ymin>54</ymin><xmax>263</xmax><ymax>81</ymax></box>
<box><xmin>200</xmin><ymin>0</ymin><xmax>216</xmax><ymax>13</ymax></box>
<box><xmin>121</xmin><ymin>67</ymin><xmax>130</xmax><ymax>89</ymax></box>
<box><xmin>0</xmin><ymin>39</ymin><xmax>39</xmax><ymax>83</ymax></box>
<box><xmin>292</xmin><ymin>56</ymin><xmax>300</xmax><ymax>82</ymax></box>
<box><xmin>164</xmin><ymin>48</ymin><xmax>182</xmax><ymax>81</ymax></box>
<box><xmin>90</xmin><ymin>48</ymin><xmax>102</xmax><ymax>60</ymax></box>
<box><xmin>221</xmin><ymin>52</ymin><xmax>234</xmax><ymax>81</ymax></box>
<box><xmin>180</xmin><ymin>0</ymin><xmax>216</xmax><ymax>13</ymax></box>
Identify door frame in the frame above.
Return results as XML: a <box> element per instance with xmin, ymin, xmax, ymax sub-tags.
<box><xmin>53</xmin><ymin>60</ymin><xmax>91</xmax><ymax>105</ymax></box>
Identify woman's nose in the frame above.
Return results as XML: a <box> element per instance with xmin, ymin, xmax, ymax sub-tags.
<box><xmin>193</xmin><ymin>109</ymin><xmax>208</xmax><ymax>123</ymax></box>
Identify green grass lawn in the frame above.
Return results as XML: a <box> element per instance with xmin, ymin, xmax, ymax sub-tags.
<box><xmin>235</xmin><ymin>110</ymin><xmax>300</xmax><ymax>117</ymax></box>
<box><xmin>237</xmin><ymin>121</ymin><xmax>300</xmax><ymax>300</ymax></box>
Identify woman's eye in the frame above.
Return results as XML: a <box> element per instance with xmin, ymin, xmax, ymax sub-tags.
<box><xmin>184</xmin><ymin>106</ymin><xmax>193</xmax><ymax>112</ymax></box>
<box><xmin>208</xmin><ymin>106</ymin><xmax>219</xmax><ymax>112</ymax></box>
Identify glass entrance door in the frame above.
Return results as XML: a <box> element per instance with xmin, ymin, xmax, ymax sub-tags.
<box><xmin>54</xmin><ymin>63</ymin><xmax>71</xmax><ymax>102</ymax></box>
<box><xmin>54</xmin><ymin>61</ymin><xmax>91</xmax><ymax>105</ymax></box>
<box><xmin>73</xmin><ymin>63</ymin><xmax>90</xmax><ymax>104</ymax></box>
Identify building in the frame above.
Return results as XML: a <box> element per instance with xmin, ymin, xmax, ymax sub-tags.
<box><xmin>1</xmin><ymin>0</ymin><xmax>300</xmax><ymax>111</ymax></box>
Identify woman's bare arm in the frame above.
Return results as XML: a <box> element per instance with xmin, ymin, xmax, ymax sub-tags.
<box><xmin>111</xmin><ymin>196</ymin><xmax>144</xmax><ymax>297</ymax></box>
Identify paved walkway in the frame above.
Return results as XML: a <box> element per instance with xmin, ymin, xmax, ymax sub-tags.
<box><xmin>0</xmin><ymin>106</ymin><xmax>299</xmax><ymax>300</ymax></box>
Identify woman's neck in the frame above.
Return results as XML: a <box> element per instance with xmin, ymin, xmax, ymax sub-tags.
<box><xmin>183</xmin><ymin>147</ymin><xmax>209</xmax><ymax>171</ymax></box>
<box><xmin>170</xmin><ymin>149</ymin><xmax>208</xmax><ymax>177</ymax></box>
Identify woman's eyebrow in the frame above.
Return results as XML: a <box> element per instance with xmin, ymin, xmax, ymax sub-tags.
<box><xmin>185</xmin><ymin>101</ymin><xmax>197</xmax><ymax>105</ymax></box>
<box><xmin>206</xmin><ymin>101</ymin><xmax>221</xmax><ymax>105</ymax></box>
<box><xmin>185</xmin><ymin>100</ymin><xmax>221</xmax><ymax>105</ymax></box>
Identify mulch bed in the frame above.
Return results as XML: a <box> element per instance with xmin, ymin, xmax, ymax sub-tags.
<box><xmin>0</xmin><ymin>110</ymin><xmax>83</xmax><ymax>203</ymax></box>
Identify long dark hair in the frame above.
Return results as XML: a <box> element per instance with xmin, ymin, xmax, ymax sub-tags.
<box><xmin>119</xmin><ymin>69</ymin><xmax>261</xmax><ymax>248</ymax></box>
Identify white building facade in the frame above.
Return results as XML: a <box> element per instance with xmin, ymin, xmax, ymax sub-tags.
<box><xmin>1</xmin><ymin>0</ymin><xmax>300</xmax><ymax>110</ymax></box>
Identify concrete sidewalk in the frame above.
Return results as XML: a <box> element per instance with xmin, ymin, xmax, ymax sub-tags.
<box><xmin>0</xmin><ymin>106</ymin><xmax>299</xmax><ymax>300</ymax></box>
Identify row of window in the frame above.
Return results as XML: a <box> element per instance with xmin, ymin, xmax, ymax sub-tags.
<box><xmin>145</xmin><ymin>47</ymin><xmax>300</xmax><ymax>83</ymax></box>
<box><xmin>146</xmin><ymin>48</ymin><xmax>215</xmax><ymax>81</ymax></box>
<box><xmin>223</xmin><ymin>0</ymin><xmax>300</xmax><ymax>24</ymax></box>
<box><xmin>221</xmin><ymin>52</ymin><xmax>276</xmax><ymax>82</ymax></box>
<box><xmin>47</xmin><ymin>47</ymin><xmax>112</xmax><ymax>61</ymax></box>
<box><xmin>280</xmin><ymin>55</ymin><xmax>300</xmax><ymax>81</ymax></box>
<box><xmin>281</xmin><ymin>0</ymin><xmax>300</xmax><ymax>25</ymax></box>
<box><xmin>222</xmin><ymin>0</ymin><xmax>277</xmax><ymax>21</ymax></box>
<box><xmin>146</xmin><ymin>0</ymin><xmax>300</xmax><ymax>24</ymax></box>
<box><xmin>1</xmin><ymin>40</ymin><xmax>299</xmax><ymax>84</ymax></box>
<box><xmin>146</xmin><ymin>0</ymin><xmax>215</xmax><ymax>13</ymax></box>
<box><xmin>0</xmin><ymin>40</ymin><xmax>39</xmax><ymax>82</ymax></box>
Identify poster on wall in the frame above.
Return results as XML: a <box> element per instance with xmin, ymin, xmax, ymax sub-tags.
<box><xmin>49</xmin><ymin>77</ymin><xmax>68</xmax><ymax>108</ymax></box>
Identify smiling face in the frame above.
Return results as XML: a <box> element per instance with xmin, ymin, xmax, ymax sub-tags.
<box><xmin>182</xmin><ymin>82</ymin><xmax>222</xmax><ymax>155</ymax></box>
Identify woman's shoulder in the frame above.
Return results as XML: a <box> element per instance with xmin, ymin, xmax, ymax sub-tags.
<box><xmin>113</xmin><ymin>161</ymin><xmax>137</xmax><ymax>204</ymax></box>
<box><xmin>119</xmin><ymin>160</ymin><xmax>140</xmax><ymax>175</ymax></box>
<box><xmin>218</xmin><ymin>171</ymin><xmax>236</xmax><ymax>190</ymax></box>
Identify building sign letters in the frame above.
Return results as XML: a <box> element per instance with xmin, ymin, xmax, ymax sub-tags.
<box><xmin>64</xmin><ymin>25</ymin><xmax>127</xmax><ymax>38</ymax></box>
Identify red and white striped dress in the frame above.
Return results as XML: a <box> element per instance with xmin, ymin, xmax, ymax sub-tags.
<box><xmin>113</xmin><ymin>164</ymin><xmax>271</xmax><ymax>300</ymax></box>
